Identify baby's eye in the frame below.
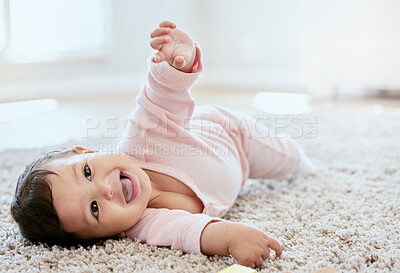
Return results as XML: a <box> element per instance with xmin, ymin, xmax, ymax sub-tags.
<box><xmin>91</xmin><ymin>201</ymin><xmax>99</xmax><ymax>218</ymax></box>
<box><xmin>84</xmin><ymin>165</ymin><xmax>92</xmax><ymax>181</ymax></box>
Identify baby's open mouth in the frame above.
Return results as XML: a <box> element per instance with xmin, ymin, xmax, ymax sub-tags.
<box><xmin>120</xmin><ymin>172</ymin><xmax>133</xmax><ymax>203</ymax></box>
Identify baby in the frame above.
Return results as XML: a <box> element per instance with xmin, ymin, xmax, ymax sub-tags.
<box><xmin>11</xmin><ymin>21</ymin><xmax>315</xmax><ymax>268</ymax></box>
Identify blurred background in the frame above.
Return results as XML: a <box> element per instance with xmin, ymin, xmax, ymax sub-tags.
<box><xmin>0</xmin><ymin>0</ymin><xmax>399</xmax><ymax>151</ymax></box>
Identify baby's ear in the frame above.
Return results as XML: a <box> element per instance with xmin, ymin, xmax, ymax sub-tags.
<box><xmin>73</xmin><ymin>146</ymin><xmax>98</xmax><ymax>154</ymax></box>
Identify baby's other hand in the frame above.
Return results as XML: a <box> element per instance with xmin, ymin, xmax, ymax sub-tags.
<box><xmin>227</xmin><ymin>223</ymin><xmax>283</xmax><ymax>268</ymax></box>
<box><xmin>150</xmin><ymin>20</ymin><xmax>197</xmax><ymax>73</ymax></box>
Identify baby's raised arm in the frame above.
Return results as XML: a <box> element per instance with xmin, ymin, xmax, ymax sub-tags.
<box><xmin>150</xmin><ymin>20</ymin><xmax>199</xmax><ymax>73</ymax></box>
<box><xmin>201</xmin><ymin>221</ymin><xmax>282</xmax><ymax>268</ymax></box>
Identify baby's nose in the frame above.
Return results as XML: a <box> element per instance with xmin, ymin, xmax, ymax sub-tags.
<box><xmin>100</xmin><ymin>178</ymin><xmax>113</xmax><ymax>200</ymax></box>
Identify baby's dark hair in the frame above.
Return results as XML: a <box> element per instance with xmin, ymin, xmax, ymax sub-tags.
<box><xmin>10</xmin><ymin>148</ymin><xmax>87</xmax><ymax>247</ymax></box>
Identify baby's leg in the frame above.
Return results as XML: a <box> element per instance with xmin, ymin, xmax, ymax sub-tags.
<box><xmin>223</xmin><ymin>107</ymin><xmax>314</xmax><ymax>179</ymax></box>
<box><xmin>241</xmin><ymin>113</ymin><xmax>315</xmax><ymax>179</ymax></box>
<box><xmin>242</xmin><ymin>117</ymin><xmax>300</xmax><ymax>179</ymax></box>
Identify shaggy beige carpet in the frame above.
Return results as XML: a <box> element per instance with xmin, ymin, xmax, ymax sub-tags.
<box><xmin>1</xmin><ymin>102</ymin><xmax>399</xmax><ymax>272</ymax></box>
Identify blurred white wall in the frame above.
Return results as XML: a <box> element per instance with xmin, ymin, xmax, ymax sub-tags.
<box><xmin>0</xmin><ymin>0</ymin><xmax>205</xmax><ymax>101</ymax></box>
<box><xmin>198</xmin><ymin>0</ymin><xmax>303</xmax><ymax>91</ymax></box>
<box><xmin>1</xmin><ymin>0</ymin><xmax>400</xmax><ymax>101</ymax></box>
<box><xmin>301</xmin><ymin>0</ymin><xmax>400</xmax><ymax>98</ymax></box>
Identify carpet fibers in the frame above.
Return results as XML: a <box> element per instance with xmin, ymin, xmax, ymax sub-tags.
<box><xmin>1</xmin><ymin>103</ymin><xmax>399</xmax><ymax>272</ymax></box>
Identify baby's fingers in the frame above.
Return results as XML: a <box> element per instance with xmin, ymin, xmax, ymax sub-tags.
<box><xmin>152</xmin><ymin>51</ymin><xmax>166</xmax><ymax>63</ymax></box>
<box><xmin>194</xmin><ymin>42</ymin><xmax>202</xmax><ymax>60</ymax></box>
<box><xmin>255</xmin><ymin>255</ymin><xmax>264</xmax><ymax>267</ymax></box>
<box><xmin>150</xmin><ymin>36</ymin><xmax>170</xmax><ymax>50</ymax></box>
<box><xmin>150</xmin><ymin>27</ymin><xmax>170</xmax><ymax>39</ymax></box>
<box><xmin>261</xmin><ymin>247</ymin><xmax>270</xmax><ymax>260</ymax></box>
<box><xmin>173</xmin><ymin>56</ymin><xmax>187</xmax><ymax>69</ymax></box>
<box><xmin>159</xmin><ymin>20</ymin><xmax>176</xmax><ymax>29</ymax></box>
<box><xmin>268</xmin><ymin>238</ymin><xmax>283</xmax><ymax>257</ymax></box>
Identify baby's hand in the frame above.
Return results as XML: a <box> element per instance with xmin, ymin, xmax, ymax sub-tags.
<box><xmin>227</xmin><ymin>223</ymin><xmax>283</xmax><ymax>268</ymax></box>
<box><xmin>150</xmin><ymin>20</ymin><xmax>198</xmax><ymax>73</ymax></box>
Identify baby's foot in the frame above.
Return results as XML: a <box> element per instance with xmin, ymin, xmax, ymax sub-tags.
<box><xmin>294</xmin><ymin>147</ymin><xmax>317</xmax><ymax>174</ymax></box>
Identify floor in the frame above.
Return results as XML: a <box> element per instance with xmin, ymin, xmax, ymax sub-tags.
<box><xmin>2</xmin><ymin>90</ymin><xmax>400</xmax><ymax>272</ymax></box>
<box><xmin>1</xmin><ymin>87</ymin><xmax>399</xmax><ymax>152</ymax></box>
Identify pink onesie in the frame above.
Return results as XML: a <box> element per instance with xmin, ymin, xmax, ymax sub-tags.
<box><xmin>117</xmin><ymin>53</ymin><xmax>301</xmax><ymax>254</ymax></box>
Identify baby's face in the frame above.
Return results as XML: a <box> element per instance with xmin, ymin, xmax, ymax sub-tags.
<box><xmin>45</xmin><ymin>150</ymin><xmax>152</xmax><ymax>239</ymax></box>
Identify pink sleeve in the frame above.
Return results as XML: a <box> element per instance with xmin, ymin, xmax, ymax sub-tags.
<box><xmin>135</xmin><ymin>49</ymin><xmax>203</xmax><ymax>127</ymax></box>
<box><xmin>125</xmin><ymin>208</ymin><xmax>221</xmax><ymax>254</ymax></box>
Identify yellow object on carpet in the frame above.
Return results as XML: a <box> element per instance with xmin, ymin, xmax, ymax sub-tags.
<box><xmin>217</xmin><ymin>264</ymin><xmax>256</xmax><ymax>273</ymax></box>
